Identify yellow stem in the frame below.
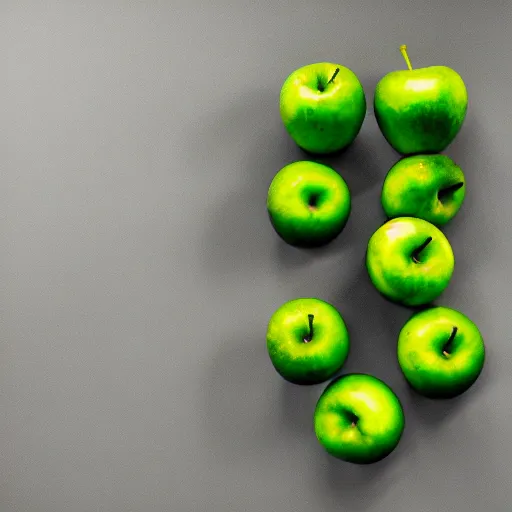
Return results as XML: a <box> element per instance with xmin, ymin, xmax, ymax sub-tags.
<box><xmin>400</xmin><ymin>44</ymin><xmax>413</xmax><ymax>71</ymax></box>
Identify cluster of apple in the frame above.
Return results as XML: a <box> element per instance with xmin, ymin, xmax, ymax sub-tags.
<box><xmin>265</xmin><ymin>46</ymin><xmax>486</xmax><ymax>465</ymax></box>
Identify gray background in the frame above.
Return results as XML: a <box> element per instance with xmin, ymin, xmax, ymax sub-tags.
<box><xmin>1</xmin><ymin>1</ymin><xmax>511</xmax><ymax>511</ymax></box>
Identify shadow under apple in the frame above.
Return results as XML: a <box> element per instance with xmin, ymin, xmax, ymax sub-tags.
<box><xmin>191</xmin><ymin>89</ymin><xmax>317</xmax><ymax>279</ymax></box>
<box><xmin>193</xmin><ymin>88</ymin><xmax>397</xmax><ymax>279</ymax></box>
<box><xmin>278</xmin><ymin>379</ymin><xmax>322</xmax><ymax>437</ymax></box>
<box><xmin>325</xmin><ymin>257</ymin><xmax>411</xmax><ymax>387</ymax></box>
<box><xmin>406</xmin><ymin>388</ymin><xmax>470</xmax><ymax>428</ymax></box>
<box><xmin>311</xmin><ymin>419</ymin><xmax>415</xmax><ymax>512</ymax></box>
<box><xmin>405</xmin><ymin>356</ymin><xmax>490</xmax><ymax>431</ymax></box>
<box><xmin>311</xmin><ymin>117</ymin><xmax>395</xmax><ymax>198</ymax></box>
<box><xmin>428</xmin><ymin>112</ymin><xmax>497</xmax><ymax>281</ymax></box>
<box><xmin>199</xmin><ymin>332</ymin><xmax>284</xmax><ymax>467</ymax></box>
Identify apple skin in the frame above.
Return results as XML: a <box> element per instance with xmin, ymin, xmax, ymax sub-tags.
<box><xmin>398</xmin><ymin>306</ymin><xmax>485</xmax><ymax>399</ymax></box>
<box><xmin>366</xmin><ymin>217</ymin><xmax>455</xmax><ymax>307</ymax></box>
<box><xmin>381</xmin><ymin>154</ymin><xmax>466</xmax><ymax>226</ymax></box>
<box><xmin>314</xmin><ymin>374</ymin><xmax>405</xmax><ymax>464</ymax></box>
<box><xmin>266</xmin><ymin>298</ymin><xmax>349</xmax><ymax>385</ymax></box>
<box><xmin>267</xmin><ymin>161</ymin><xmax>351</xmax><ymax>247</ymax></box>
<box><xmin>374</xmin><ymin>66</ymin><xmax>468</xmax><ymax>155</ymax></box>
<box><xmin>280</xmin><ymin>62</ymin><xmax>366</xmax><ymax>154</ymax></box>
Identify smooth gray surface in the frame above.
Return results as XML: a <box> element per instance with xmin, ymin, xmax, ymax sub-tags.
<box><xmin>1</xmin><ymin>1</ymin><xmax>511</xmax><ymax>511</ymax></box>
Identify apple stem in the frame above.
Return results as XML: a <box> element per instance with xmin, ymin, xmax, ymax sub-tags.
<box><xmin>304</xmin><ymin>314</ymin><xmax>314</xmax><ymax>343</ymax></box>
<box><xmin>400</xmin><ymin>44</ymin><xmax>413</xmax><ymax>71</ymax></box>
<box><xmin>328</xmin><ymin>68</ymin><xmax>340</xmax><ymax>84</ymax></box>
<box><xmin>412</xmin><ymin>236</ymin><xmax>433</xmax><ymax>263</ymax></box>
<box><xmin>443</xmin><ymin>326</ymin><xmax>458</xmax><ymax>357</ymax></box>
<box><xmin>438</xmin><ymin>182</ymin><xmax>464</xmax><ymax>201</ymax></box>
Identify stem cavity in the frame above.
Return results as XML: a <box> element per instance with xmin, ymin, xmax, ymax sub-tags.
<box><xmin>438</xmin><ymin>182</ymin><xmax>464</xmax><ymax>202</ymax></box>
<box><xmin>442</xmin><ymin>326</ymin><xmax>458</xmax><ymax>357</ymax></box>
<box><xmin>412</xmin><ymin>236</ymin><xmax>433</xmax><ymax>263</ymax></box>
<box><xmin>345</xmin><ymin>410</ymin><xmax>359</xmax><ymax>427</ymax></box>
<box><xmin>400</xmin><ymin>44</ymin><xmax>413</xmax><ymax>71</ymax></box>
<box><xmin>308</xmin><ymin>193</ymin><xmax>320</xmax><ymax>209</ymax></box>
<box><xmin>304</xmin><ymin>314</ymin><xmax>314</xmax><ymax>343</ymax></box>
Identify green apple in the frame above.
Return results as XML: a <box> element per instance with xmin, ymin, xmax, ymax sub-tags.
<box><xmin>366</xmin><ymin>217</ymin><xmax>455</xmax><ymax>306</ymax></box>
<box><xmin>381</xmin><ymin>154</ymin><xmax>466</xmax><ymax>226</ymax></box>
<box><xmin>398</xmin><ymin>306</ymin><xmax>486</xmax><ymax>398</ymax></box>
<box><xmin>266</xmin><ymin>298</ymin><xmax>349</xmax><ymax>385</ymax></box>
<box><xmin>280</xmin><ymin>62</ymin><xmax>366</xmax><ymax>154</ymax></box>
<box><xmin>267</xmin><ymin>161</ymin><xmax>351</xmax><ymax>247</ymax></box>
<box><xmin>374</xmin><ymin>45</ymin><xmax>468</xmax><ymax>155</ymax></box>
<box><xmin>314</xmin><ymin>374</ymin><xmax>405</xmax><ymax>464</ymax></box>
